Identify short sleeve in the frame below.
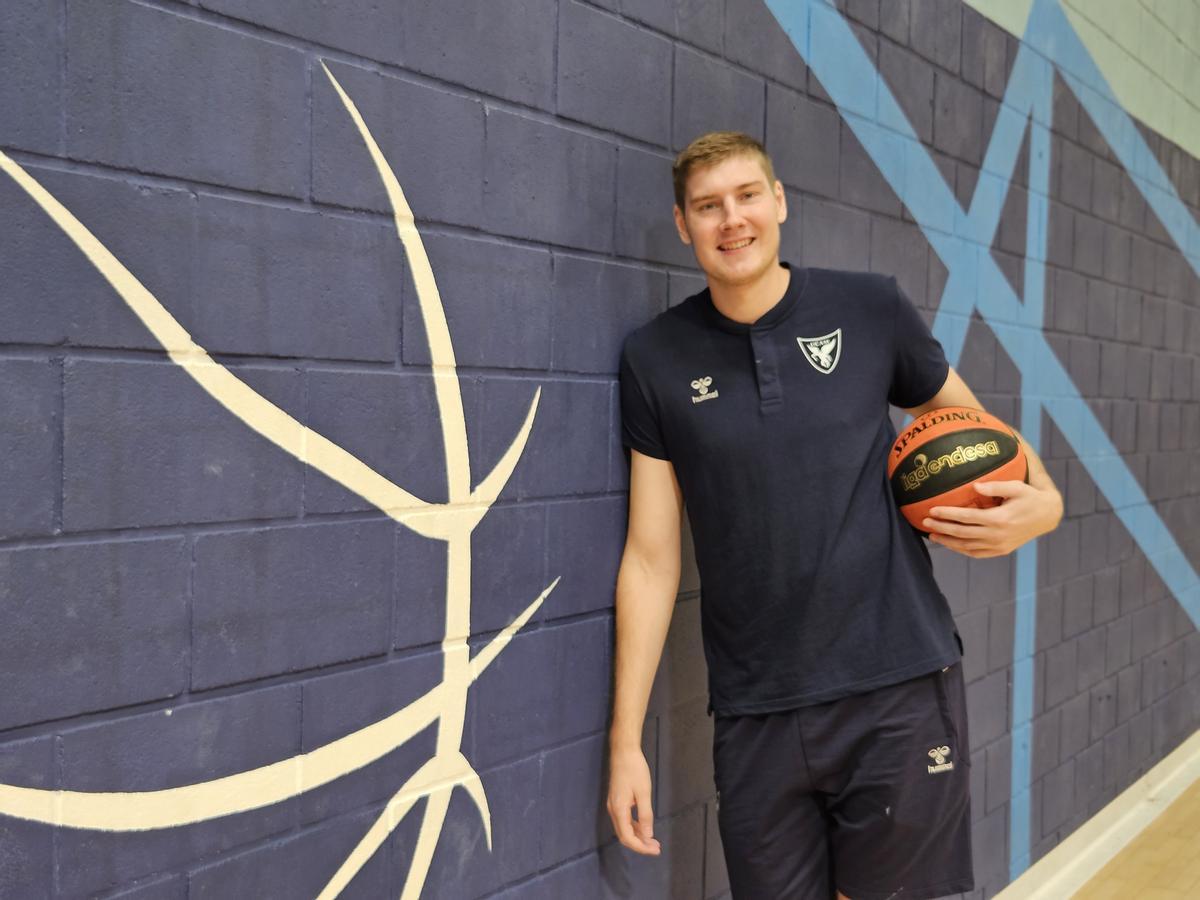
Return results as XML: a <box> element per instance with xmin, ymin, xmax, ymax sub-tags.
<box><xmin>888</xmin><ymin>277</ymin><xmax>949</xmax><ymax>409</ymax></box>
<box><xmin>619</xmin><ymin>341</ymin><xmax>670</xmax><ymax>460</ymax></box>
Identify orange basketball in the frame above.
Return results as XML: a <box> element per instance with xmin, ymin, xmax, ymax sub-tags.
<box><xmin>887</xmin><ymin>406</ymin><xmax>1028</xmax><ymax>533</ymax></box>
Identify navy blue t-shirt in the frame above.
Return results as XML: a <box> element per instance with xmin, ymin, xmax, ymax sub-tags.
<box><xmin>619</xmin><ymin>264</ymin><xmax>962</xmax><ymax>716</ymax></box>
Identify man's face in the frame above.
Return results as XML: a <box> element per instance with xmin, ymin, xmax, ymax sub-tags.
<box><xmin>674</xmin><ymin>153</ymin><xmax>788</xmax><ymax>288</ymax></box>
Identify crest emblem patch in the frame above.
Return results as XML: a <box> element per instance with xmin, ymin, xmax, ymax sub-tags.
<box><xmin>797</xmin><ymin>329</ymin><xmax>842</xmax><ymax>374</ymax></box>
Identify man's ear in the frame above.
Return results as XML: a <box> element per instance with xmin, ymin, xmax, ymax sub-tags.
<box><xmin>774</xmin><ymin>180</ymin><xmax>788</xmax><ymax>224</ymax></box>
<box><xmin>673</xmin><ymin>205</ymin><xmax>692</xmax><ymax>245</ymax></box>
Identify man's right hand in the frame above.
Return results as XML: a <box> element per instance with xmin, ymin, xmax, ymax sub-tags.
<box><xmin>606</xmin><ymin>746</ymin><xmax>661</xmax><ymax>855</ymax></box>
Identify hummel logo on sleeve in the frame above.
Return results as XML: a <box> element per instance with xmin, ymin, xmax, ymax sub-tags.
<box><xmin>797</xmin><ymin>328</ymin><xmax>842</xmax><ymax>374</ymax></box>
<box><xmin>691</xmin><ymin>376</ymin><xmax>720</xmax><ymax>404</ymax></box>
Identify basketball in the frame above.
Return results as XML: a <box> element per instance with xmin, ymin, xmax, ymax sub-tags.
<box><xmin>887</xmin><ymin>406</ymin><xmax>1028</xmax><ymax>532</ymax></box>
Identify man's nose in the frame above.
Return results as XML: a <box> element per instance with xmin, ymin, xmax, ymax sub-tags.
<box><xmin>720</xmin><ymin>198</ymin><xmax>745</xmax><ymax>227</ymax></box>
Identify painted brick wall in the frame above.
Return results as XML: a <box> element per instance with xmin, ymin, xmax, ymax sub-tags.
<box><xmin>0</xmin><ymin>1</ymin><xmax>1196</xmax><ymax>898</ymax></box>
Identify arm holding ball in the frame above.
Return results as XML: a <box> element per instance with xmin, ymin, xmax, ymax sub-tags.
<box><xmin>900</xmin><ymin>368</ymin><xmax>1064</xmax><ymax>559</ymax></box>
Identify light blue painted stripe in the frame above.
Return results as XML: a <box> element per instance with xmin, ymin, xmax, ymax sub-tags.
<box><xmin>1017</xmin><ymin>0</ymin><xmax>1200</xmax><ymax>612</ymax></box>
<box><xmin>763</xmin><ymin>0</ymin><xmax>1200</xmax><ymax>615</ymax></box>
<box><xmin>1007</xmin><ymin>31</ymin><xmax>1054</xmax><ymax>875</ymax></box>
<box><xmin>764</xmin><ymin>0</ymin><xmax>1200</xmax><ymax>878</ymax></box>
<box><xmin>1010</xmin><ymin>526</ymin><xmax>1040</xmax><ymax>875</ymax></box>
<box><xmin>1023</xmin><ymin>1</ymin><xmax>1200</xmax><ymax>275</ymax></box>
<box><xmin>928</xmin><ymin>40</ymin><xmax>1047</xmax><ymax>363</ymax></box>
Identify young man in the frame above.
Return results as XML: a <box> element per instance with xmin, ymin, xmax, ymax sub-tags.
<box><xmin>605</xmin><ymin>132</ymin><xmax>1063</xmax><ymax>900</ymax></box>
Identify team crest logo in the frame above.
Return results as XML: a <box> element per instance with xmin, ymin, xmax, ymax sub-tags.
<box><xmin>927</xmin><ymin>745</ymin><xmax>955</xmax><ymax>774</ymax></box>
<box><xmin>797</xmin><ymin>328</ymin><xmax>842</xmax><ymax>374</ymax></box>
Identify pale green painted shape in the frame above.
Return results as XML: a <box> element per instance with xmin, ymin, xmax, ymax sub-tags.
<box><xmin>965</xmin><ymin>0</ymin><xmax>1200</xmax><ymax>160</ymax></box>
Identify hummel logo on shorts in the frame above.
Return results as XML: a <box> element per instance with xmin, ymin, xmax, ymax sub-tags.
<box><xmin>927</xmin><ymin>745</ymin><xmax>955</xmax><ymax>774</ymax></box>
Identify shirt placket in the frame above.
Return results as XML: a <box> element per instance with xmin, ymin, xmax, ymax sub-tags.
<box><xmin>750</xmin><ymin>330</ymin><xmax>783</xmax><ymax>412</ymax></box>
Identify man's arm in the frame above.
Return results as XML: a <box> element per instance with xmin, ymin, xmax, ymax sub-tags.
<box><xmin>901</xmin><ymin>367</ymin><xmax>1064</xmax><ymax>558</ymax></box>
<box><xmin>606</xmin><ymin>449</ymin><xmax>684</xmax><ymax>857</ymax></box>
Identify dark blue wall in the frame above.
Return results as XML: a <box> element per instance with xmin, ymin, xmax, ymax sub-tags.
<box><xmin>0</xmin><ymin>1</ymin><xmax>1197</xmax><ymax>897</ymax></box>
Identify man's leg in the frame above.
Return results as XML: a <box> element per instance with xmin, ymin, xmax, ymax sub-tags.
<box><xmin>713</xmin><ymin>710</ymin><xmax>835</xmax><ymax>900</ymax></box>
<box><xmin>802</xmin><ymin>664</ymin><xmax>975</xmax><ymax>900</ymax></box>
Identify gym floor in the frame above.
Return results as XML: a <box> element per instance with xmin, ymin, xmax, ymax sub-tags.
<box><xmin>1071</xmin><ymin>778</ymin><xmax>1200</xmax><ymax>899</ymax></box>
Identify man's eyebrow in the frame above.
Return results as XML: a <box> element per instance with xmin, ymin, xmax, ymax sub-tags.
<box><xmin>688</xmin><ymin>181</ymin><xmax>766</xmax><ymax>205</ymax></box>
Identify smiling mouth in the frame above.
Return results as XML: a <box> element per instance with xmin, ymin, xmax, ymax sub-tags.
<box><xmin>719</xmin><ymin>237</ymin><xmax>754</xmax><ymax>252</ymax></box>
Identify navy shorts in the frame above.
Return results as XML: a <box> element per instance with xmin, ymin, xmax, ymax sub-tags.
<box><xmin>712</xmin><ymin>663</ymin><xmax>975</xmax><ymax>900</ymax></box>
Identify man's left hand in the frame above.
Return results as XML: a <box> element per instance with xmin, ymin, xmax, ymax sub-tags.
<box><xmin>923</xmin><ymin>479</ymin><xmax>1064</xmax><ymax>558</ymax></box>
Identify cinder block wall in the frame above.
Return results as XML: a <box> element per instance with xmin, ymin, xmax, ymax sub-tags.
<box><xmin>0</xmin><ymin>1</ymin><xmax>1196</xmax><ymax>898</ymax></box>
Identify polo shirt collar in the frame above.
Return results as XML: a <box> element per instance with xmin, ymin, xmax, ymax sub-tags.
<box><xmin>700</xmin><ymin>262</ymin><xmax>810</xmax><ymax>335</ymax></box>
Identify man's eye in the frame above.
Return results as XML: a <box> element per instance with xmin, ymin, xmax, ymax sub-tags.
<box><xmin>742</xmin><ymin>191</ymin><xmax>758</xmax><ymax>199</ymax></box>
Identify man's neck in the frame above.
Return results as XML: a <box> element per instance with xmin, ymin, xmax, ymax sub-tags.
<box><xmin>708</xmin><ymin>262</ymin><xmax>792</xmax><ymax>325</ymax></box>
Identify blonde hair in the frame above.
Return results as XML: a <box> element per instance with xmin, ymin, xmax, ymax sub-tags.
<box><xmin>672</xmin><ymin>131</ymin><xmax>777</xmax><ymax>208</ymax></box>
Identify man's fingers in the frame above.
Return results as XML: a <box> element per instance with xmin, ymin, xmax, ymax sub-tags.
<box><xmin>973</xmin><ymin>479</ymin><xmax>1029</xmax><ymax>498</ymax></box>
<box><xmin>608</xmin><ymin>793</ymin><xmax>661</xmax><ymax>855</ymax></box>
<box><xmin>608</xmin><ymin>793</ymin><xmax>637</xmax><ymax>849</ymax></box>
<box><xmin>634</xmin><ymin>819</ymin><xmax>661</xmax><ymax>850</ymax></box>
<box><xmin>632</xmin><ymin>792</ymin><xmax>661</xmax><ymax>854</ymax></box>
<box><xmin>926</xmin><ymin>504</ymin><xmax>988</xmax><ymax>524</ymax></box>
<box><xmin>923</xmin><ymin>518</ymin><xmax>979</xmax><ymax>537</ymax></box>
<box><xmin>929</xmin><ymin>533</ymin><xmax>991</xmax><ymax>554</ymax></box>
<box><xmin>634</xmin><ymin>794</ymin><xmax>655</xmax><ymax>841</ymax></box>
